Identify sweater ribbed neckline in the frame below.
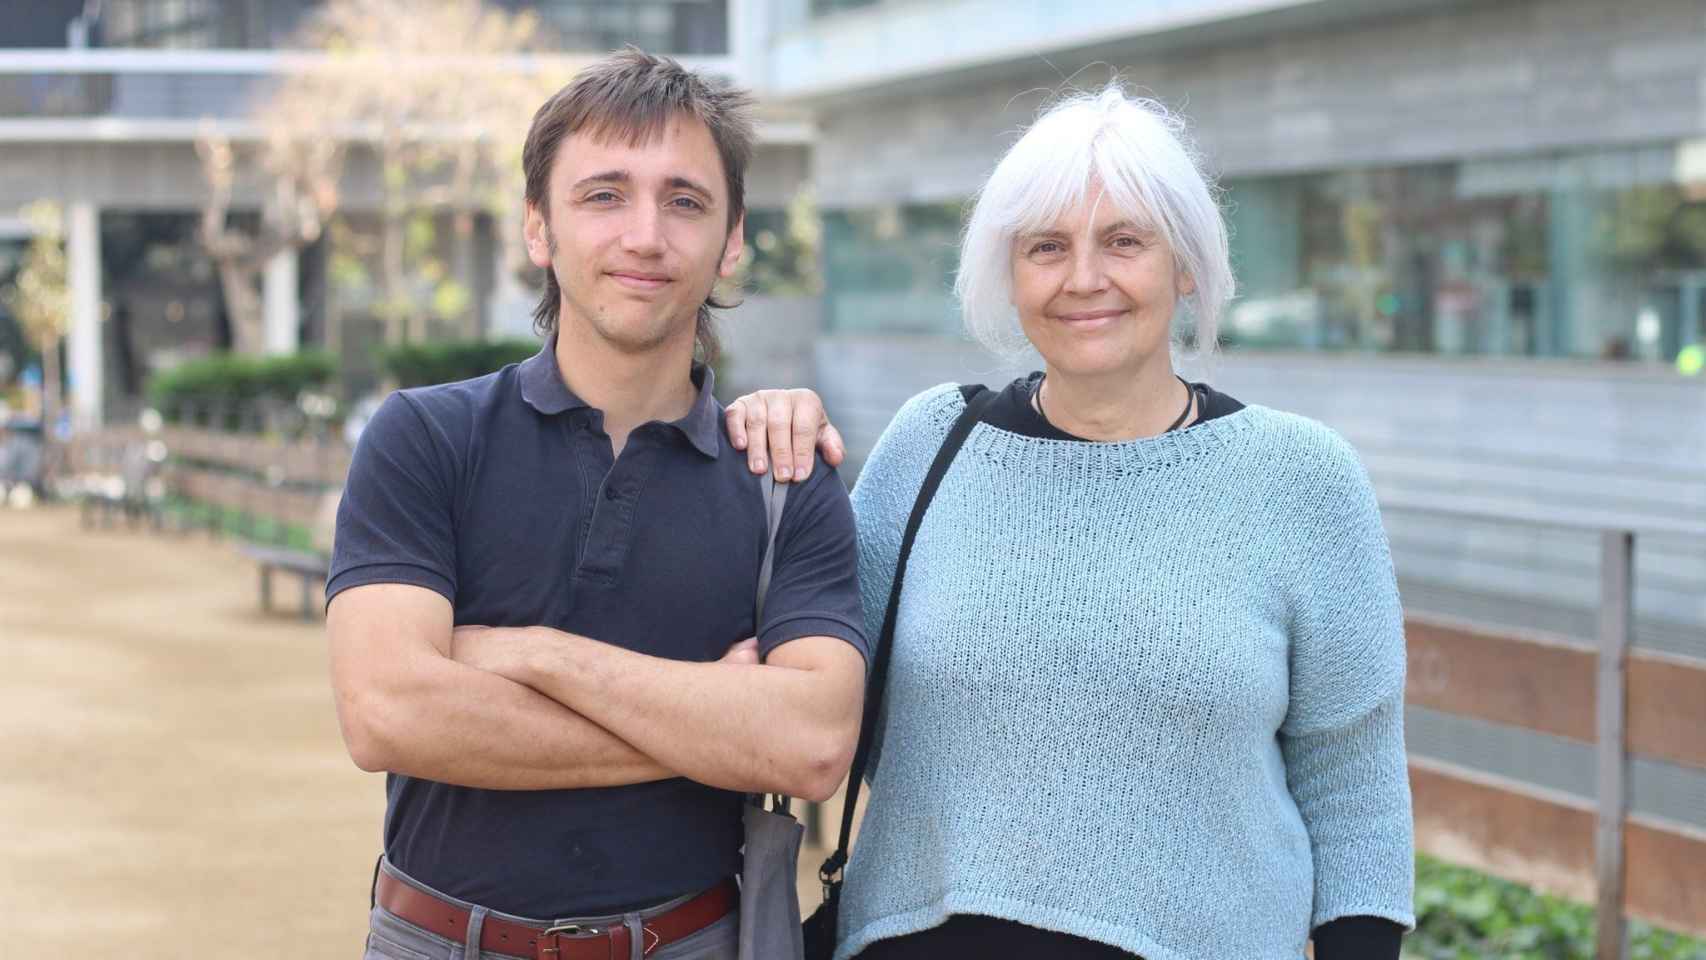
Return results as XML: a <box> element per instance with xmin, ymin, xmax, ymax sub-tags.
<box><xmin>945</xmin><ymin>389</ymin><xmax>1266</xmax><ymax>475</ymax></box>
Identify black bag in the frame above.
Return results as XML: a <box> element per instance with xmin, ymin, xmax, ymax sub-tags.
<box><xmin>803</xmin><ymin>386</ymin><xmax>995</xmax><ymax>959</ymax></box>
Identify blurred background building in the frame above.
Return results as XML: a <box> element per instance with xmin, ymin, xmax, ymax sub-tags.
<box><xmin>1</xmin><ymin>0</ymin><xmax>1704</xmax><ymax>945</ymax></box>
<box><xmin>4</xmin><ymin>0</ymin><xmax>1702</xmax><ymax>617</ymax></box>
<box><xmin>3</xmin><ymin>0</ymin><xmax>1705</xmax><ymax>801</ymax></box>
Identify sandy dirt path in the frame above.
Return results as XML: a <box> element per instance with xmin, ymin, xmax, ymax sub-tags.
<box><xmin>0</xmin><ymin>505</ymin><xmax>838</xmax><ymax>958</ymax></box>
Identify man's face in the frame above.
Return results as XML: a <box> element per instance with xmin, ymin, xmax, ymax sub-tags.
<box><xmin>525</xmin><ymin>115</ymin><xmax>744</xmax><ymax>355</ymax></box>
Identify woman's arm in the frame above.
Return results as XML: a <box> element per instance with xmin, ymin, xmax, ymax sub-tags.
<box><xmin>845</xmin><ymin>383</ymin><xmax>968</xmax><ymax>782</ymax></box>
<box><xmin>1280</xmin><ymin>426</ymin><xmax>1416</xmax><ymax>940</ymax></box>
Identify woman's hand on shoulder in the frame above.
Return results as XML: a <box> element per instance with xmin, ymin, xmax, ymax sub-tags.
<box><xmin>724</xmin><ymin>388</ymin><xmax>844</xmax><ymax>482</ymax></box>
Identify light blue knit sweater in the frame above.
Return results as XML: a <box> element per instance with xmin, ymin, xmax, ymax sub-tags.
<box><xmin>835</xmin><ymin>383</ymin><xmax>1415</xmax><ymax>960</ymax></box>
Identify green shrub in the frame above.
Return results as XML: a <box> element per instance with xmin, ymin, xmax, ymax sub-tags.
<box><xmin>374</xmin><ymin>338</ymin><xmax>539</xmax><ymax>388</ymax></box>
<box><xmin>1409</xmin><ymin>855</ymin><xmax>1706</xmax><ymax>959</ymax></box>
<box><xmin>148</xmin><ymin>351</ymin><xmax>337</xmax><ymax>425</ymax></box>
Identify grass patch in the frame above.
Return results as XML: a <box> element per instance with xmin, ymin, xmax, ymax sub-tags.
<box><xmin>1409</xmin><ymin>855</ymin><xmax>1706</xmax><ymax>959</ymax></box>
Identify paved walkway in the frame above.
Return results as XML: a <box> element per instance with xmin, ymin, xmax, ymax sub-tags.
<box><xmin>0</xmin><ymin>505</ymin><xmax>381</xmax><ymax>956</ymax></box>
<box><xmin>0</xmin><ymin>505</ymin><xmax>836</xmax><ymax>957</ymax></box>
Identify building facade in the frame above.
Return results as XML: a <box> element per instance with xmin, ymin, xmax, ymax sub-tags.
<box><xmin>0</xmin><ymin>0</ymin><xmax>807</xmax><ymax>425</ymax></box>
<box><xmin>748</xmin><ymin>0</ymin><xmax>1706</xmax><ymax>837</ymax></box>
<box><xmin>1</xmin><ymin>0</ymin><xmax>1703</xmax><ymax>852</ymax></box>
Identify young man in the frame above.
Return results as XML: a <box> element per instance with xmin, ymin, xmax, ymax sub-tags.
<box><xmin>326</xmin><ymin>49</ymin><xmax>868</xmax><ymax>960</ymax></box>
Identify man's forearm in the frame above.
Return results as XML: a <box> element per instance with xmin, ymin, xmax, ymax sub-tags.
<box><xmin>478</xmin><ymin>628</ymin><xmax>862</xmax><ymax>801</ymax></box>
<box><xmin>340</xmin><ymin>645</ymin><xmax>672</xmax><ymax>790</ymax></box>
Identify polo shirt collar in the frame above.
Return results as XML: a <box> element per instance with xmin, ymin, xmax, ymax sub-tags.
<box><xmin>518</xmin><ymin>334</ymin><xmax>722</xmax><ymax>459</ymax></box>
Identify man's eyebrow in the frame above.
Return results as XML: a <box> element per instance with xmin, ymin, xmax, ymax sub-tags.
<box><xmin>571</xmin><ymin>170</ymin><xmax>630</xmax><ymax>191</ymax></box>
<box><xmin>666</xmin><ymin>176</ymin><xmax>716</xmax><ymax>201</ymax></box>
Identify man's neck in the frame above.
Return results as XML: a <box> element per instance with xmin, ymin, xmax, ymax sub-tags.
<box><xmin>553</xmin><ymin>318</ymin><xmax>698</xmax><ymax>457</ymax></box>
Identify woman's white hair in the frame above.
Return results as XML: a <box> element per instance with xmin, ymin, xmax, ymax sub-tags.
<box><xmin>956</xmin><ymin>84</ymin><xmax>1233</xmax><ymax>361</ymax></box>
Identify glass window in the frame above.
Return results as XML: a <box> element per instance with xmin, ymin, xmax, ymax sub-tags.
<box><xmin>512</xmin><ymin>1</ymin><xmax>729</xmax><ymax>55</ymax></box>
<box><xmin>95</xmin><ymin>0</ymin><xmax>321</xmax><ymax>49</ymax></box>
<box><xmin>811</xmin><ymin>0</ymin><xmax>880</xmax><ymax>16</ymax></box>
<box><xmin>1224</xmin><ymin>142</ymin><xmax>1706</xmax><ymax>365</ymax></box>
<box><xmin>821</xmin><ymin>202</ymin><xmax>964</xmax><ymax>334</ymax></box>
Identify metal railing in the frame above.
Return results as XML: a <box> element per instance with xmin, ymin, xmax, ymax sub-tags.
<box><xmin>1382</xmin><ymin>493</ymin><xmax>1706</xmax><ymax>956</ymax></box>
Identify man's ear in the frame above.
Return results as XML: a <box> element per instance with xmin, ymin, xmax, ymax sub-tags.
<box><xmin>717</xmin><ymin>212</ymin><xmax>746</xmax><ymax>280</ymax></box>
<box><xmin>524</xmin><ymin>203</ymin><xmax>552</xmax><ymax>270</ymax></box>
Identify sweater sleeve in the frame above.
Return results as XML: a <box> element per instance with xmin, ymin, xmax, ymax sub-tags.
<box><xmin>1279</xmin><ymin>429</ymin><xmax>1416</xmax><ymax>933</ymax></box>
<box><xmin>847</xmin><ymin>383</ymin><xmax>962</xmax><ymax>785</ymax></box>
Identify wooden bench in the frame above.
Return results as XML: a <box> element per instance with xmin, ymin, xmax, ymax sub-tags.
<box><xmin>67</xmin><ymin>430</ymin><xmax>168</xmax><ymax>531</ymax></box>
<box><xmin>240</xmin><ymin>543</ymin><xmax>329</xmax><ymax>621</ymax></box>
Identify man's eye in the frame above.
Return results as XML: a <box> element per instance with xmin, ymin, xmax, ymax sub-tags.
<box><xmin>586</xmin><ymin>191</ymin><xmax>619</xmax><ymax>203</ymax></box>
<box><xmin>671</xmin><ymin>196</ymin><xmax>705</xmax><ymax>211</ymax></box>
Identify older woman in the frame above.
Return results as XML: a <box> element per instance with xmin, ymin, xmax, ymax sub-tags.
<box><xmin>728</xmin><ymin>86</ymin><xmax>1413</xmax><ymax>960</ymax></box>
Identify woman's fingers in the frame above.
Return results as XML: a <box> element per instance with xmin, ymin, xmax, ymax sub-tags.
<box><xmin>743</xmin><ymin>395</ymin><xmax>771</xmax><ymax>475</ymax></box>
<box><xmin>728</xmin><ymin>389</ymin><xmax>835</xmax><ymax>481</ymax></box>
<box><xmin>766</xmin><ymin>393</ymin><xmax>795</xmax><ymax>480</ymax></box>
<box><xmin>819</xmin><ymin>420</ymin><xmax>846</xmax><ymax>469</ymax></box>
<box><xmin>725</xmin><ymin>399</ymin><xmax>749</xmax><ymax>451</ymax></box>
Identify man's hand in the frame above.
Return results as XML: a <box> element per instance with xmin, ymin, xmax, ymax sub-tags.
<box><xmin>724</xmin><ymin>388</ymin><xmax>843</xmax><ymax>483</ymax></box>
<box><xmin>718</xmin><ymin>637</ymin><xmax>760</xmax><ymax>665</ymax></box>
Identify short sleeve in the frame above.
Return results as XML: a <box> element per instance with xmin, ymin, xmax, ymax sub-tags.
<box><xmin>755</xmin><ymin>457</ymin><xmax>869</xmax><ymax>664</ymax></box>
<box><xmin>326</xmin><ymin>391</ymin><xmax>460</xmax><ymax>607</ymax></box>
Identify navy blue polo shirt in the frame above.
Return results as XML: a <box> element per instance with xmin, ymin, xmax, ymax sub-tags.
<box><xmin>327</xmin><ymin>336</ymin><xmax>868</xmax><ymax>918</ymax></box>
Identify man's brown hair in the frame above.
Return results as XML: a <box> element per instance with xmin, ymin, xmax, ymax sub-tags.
<box><xmin>523</xmin><ymin>47</ymin><xmax>755</xmax><ymax>364</ymax></box>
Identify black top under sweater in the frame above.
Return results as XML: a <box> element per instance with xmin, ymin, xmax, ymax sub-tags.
<box><xmin>853</xmin><ymin>374</ymin><xmax>1405</xmax><ymax>960</ymax></box>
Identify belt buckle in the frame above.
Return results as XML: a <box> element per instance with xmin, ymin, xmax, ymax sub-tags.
<box><xmin>537</xmin><ymin>922</ymin><xmax>613</xmax><ymax>960</ymax></box>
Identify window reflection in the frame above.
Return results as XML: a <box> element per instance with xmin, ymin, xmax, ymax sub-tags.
<box><xmin>1225</xmin><ymin>143</ymin><xmax>1706</xmax><ymax>364</ymax></box>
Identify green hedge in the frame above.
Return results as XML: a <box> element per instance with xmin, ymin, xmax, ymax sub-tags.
<box><xmin>1410</xmin><ymin>855</ymin><xmax>1706</xmax><ymax>959</ymax></box>
<box><xmin>375</xmin><ymin>339</ymin><xmax>540</xmax><ymax>389</ymax></box>
<box><xmin>148</xmin><ymin>351</ymin><xmax>337</xmax><ymax>423</ymax></box>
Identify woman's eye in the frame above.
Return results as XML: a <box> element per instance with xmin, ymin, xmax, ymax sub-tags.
<box><xmin>1111</xmin><ymin>235</ymin><xmax>1141</xmax><ymax>248</ymax></box>
<box><xmin>1030</xmin><ymin>241</ymin><xmax>1062</xmax><ymax>255</ymax></box>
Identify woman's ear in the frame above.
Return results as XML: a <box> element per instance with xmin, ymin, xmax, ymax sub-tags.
<box><xmin>1176</xmin><ymin>269</ymin><xmax>1197</xmax><ymax>297</ymax></box>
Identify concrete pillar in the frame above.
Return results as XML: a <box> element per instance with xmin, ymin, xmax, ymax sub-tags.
<box><xmin>485</xmin><ymin>206</ymin><xmax>539</xmax><ymax>339</ymax></box>
<box><xmin>66</xmin><ymin>200</ymin><xmax>102</xmax><ymax>430</ymax></box>
<box><xmin>262</xmin><ymin>246</ymin><xmax>300</xmax><ymax>355</ymax></box>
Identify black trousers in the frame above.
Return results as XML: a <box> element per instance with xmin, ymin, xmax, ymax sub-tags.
<box><xmin>853</xmin><ymin>914</ymin><xmax>1141</xmax><ymax>959</ymax></box>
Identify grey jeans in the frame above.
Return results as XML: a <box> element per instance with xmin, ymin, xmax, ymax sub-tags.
<box><xmin>364</xmin><ymin>862</ymin><xmax>737</xmax><ymax>960</ymax></box>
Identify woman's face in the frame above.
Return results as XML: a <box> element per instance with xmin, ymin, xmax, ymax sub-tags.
<box><xmin>1010</xmin><ymin>185</ymin><xmax>1192</xmax><ymax>380</ymax></box>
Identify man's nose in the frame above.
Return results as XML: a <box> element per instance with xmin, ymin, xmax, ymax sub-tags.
<box><xmin>620</xmin><ymin>204</ymin><xmax>665</xmax><ymax>256</ymax></box>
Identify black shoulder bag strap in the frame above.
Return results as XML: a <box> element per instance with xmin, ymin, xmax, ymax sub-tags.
<box><xmin>803</xmin><ymin>385</ymin><xmax>995</xmax><ymax>954</ymax></box>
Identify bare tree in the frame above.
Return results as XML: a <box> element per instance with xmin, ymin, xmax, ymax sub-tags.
<box><xmin>194</xmin><ymin>118</ymin><xmax>343</xmax><ymax>355</ymax></box>
<box><xmin>2</xmin><ymin>201</ymin><xmax>70</xmax><ymax>434</ymax></box>
<box><xmin>195</xmin><ymin>0</ymin><xmax>560</xmax><ymax>353</ymax></box>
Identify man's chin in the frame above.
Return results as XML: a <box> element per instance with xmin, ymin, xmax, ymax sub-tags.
<box><xmin>589</xmin><ymin>315</ymin><xmax>692</xmax><ymax>355</ymax></box>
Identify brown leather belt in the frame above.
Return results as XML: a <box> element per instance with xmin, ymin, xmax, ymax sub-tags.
<box><xmin>375</xmin><ymin>869</ymin><xmax>738</xmax><ymax>960</ymax></box>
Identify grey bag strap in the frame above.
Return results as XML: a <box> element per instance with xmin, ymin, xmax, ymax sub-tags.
<box><xmin>757</xmin><ymin>473</ymin><xmax>788</xmax><ymax>622</ymax></box>
<box><xmin>755</xmin><ymin>472</ymin><xmax>792</xmax><ymax>815</ymax></box>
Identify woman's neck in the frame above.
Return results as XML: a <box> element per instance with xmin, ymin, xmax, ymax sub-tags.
<box><xmin>1037</xmin><ymin>357</ymin><xmax>1192</xmax><ymax>442</ymax></box>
